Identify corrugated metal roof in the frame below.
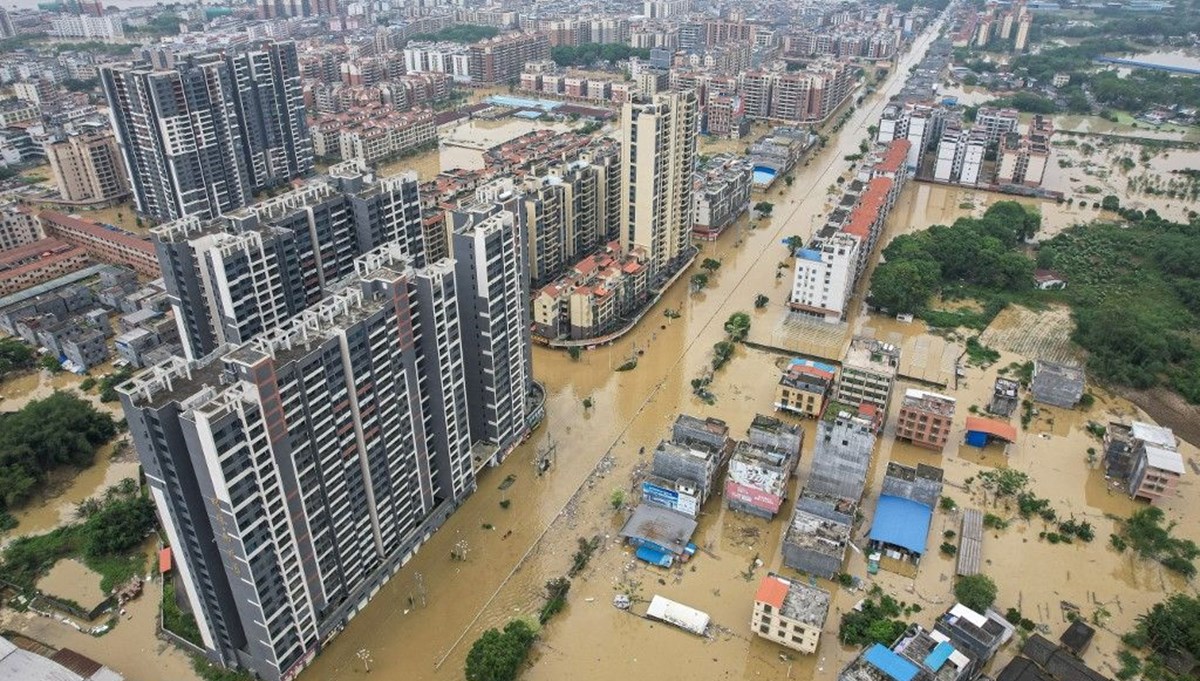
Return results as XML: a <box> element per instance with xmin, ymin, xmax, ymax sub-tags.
<box><xmin>869</xmin><ymin>495</ymin><xmax>933</xmax><ymax>554</ymax></box>
<box><xmin>865</xmin><ymin>643</ymin><xmax>920</xmax><ymax>681</ymax></box>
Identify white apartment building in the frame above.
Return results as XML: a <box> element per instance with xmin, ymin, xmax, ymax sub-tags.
<box><xmin>50</xmin><ymin>15</ymin><xmax>124</xmax><ymax>41</ymax></box>
<box><xmin>789</xmin><ymin>231</ymin><xmax>859</xmax><ymax>322</ymax></box>
<box><xmin>752</xmin><ymin>573</ymin><xmax>831</xmax><ymax>654</ymax></box>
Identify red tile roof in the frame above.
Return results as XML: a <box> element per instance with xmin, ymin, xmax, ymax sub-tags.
<box><xmin>755</xmin><ymin>575</ymin><xmax>789</xmax><ymax>609</ymax></box>
<box><xmin>876</xmin><ymin>139</ymin><xmax>910</xmax><ymax>174</ymax></box>
<box><xmin>965</xmin><ymin>416</ymin><xmax>1018</xmax><ymax>442</ymax></box>
<box><xmin>843</xmin><ymin>176</ymin><xmax>893</xmax><ymax>239</ymax></box>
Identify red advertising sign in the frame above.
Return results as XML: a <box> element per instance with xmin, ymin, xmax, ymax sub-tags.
<box><xmin>724</xmin><ymin>482</ymin><xmax>782</xmax><ymax>513</ymax></box>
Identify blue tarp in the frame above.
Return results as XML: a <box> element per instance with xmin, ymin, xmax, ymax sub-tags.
<box><xmin>965</xmin><ymin>430</ymin><xmax>990</xmax><ymax>448</ymax></box>
<box><xmin>924</xmin><ymin>641</ymin><xmax>956</xmax><ymax>671</ymax></box>
<box><xmin>635</xmin><ymin>545</ymin><xmax>673</xmax><ymax>568</ymax></box>
<box><xmin>864</xmin><ymin>644</ymin><xmax>920</xmax><ymax>681</ymax></box>
<box><xmin>869</xmin><ymin>495</ymin><xmax>933</xmax><ymax>555</ymax></box>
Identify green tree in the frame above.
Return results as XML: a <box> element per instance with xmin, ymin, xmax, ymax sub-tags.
<box><xmin>754</xmin><ymin>294</ymin><xmax>769</xmax><ymax>309</ymax></box>
<box><xmin>954</xmin><ymin>574</ymin><xmax>998</xmax><ymax>613</ymax></box>
<box><xmin>712</xmin><ymin>341</ymin><xmax>735</xmax><ymax>369</ymax></box>
<box><xmin>567</xmin><ymin>346</ymin><xmax>582</xmax><ymax>361</ymax></box>
<box><xmin>1133</xmin><ymin>594</ymin><xmax>1200</xmax><ymax>659</ymax></box>
<box><xmin>82</xmin><ymin>495</ymin><xmax>155</xmax><ymax>558</ymax></box>
<box><xmin>610</xmin><ymin>489</ymin><xmax>625</xmax><ymax>510</ymax></box>
<box><xmin>869</xmin><ymin>259</ymin><xmax>940</xmax><ymax>314</ymax></box>
<box><xmin>0</xmin><ymin>338</ymin><xmax>34</xmax><ymax>378</ymax></box>
<box><xmin>723</xmin><ymin>312</ymin><xmax>751</xmax><ymax>342</ymax></box>
<box><xmin>700</xmin><ymin>257</ymin><xmax>721</xmax><ymax>273</ymax></box>
<box><xmin>0</xmin><ymin>392</ymin><xmax>116</xmax><ymax>509</ymax></box>
<box><xmin>40</xmin><ymin>355</ymin><xmax>62</xmax><ymax>373</ymax></box>
<box><xmin>690</xmin><ymin>273</ymin><xmax>709</xmax><ymax>290</ymax></box>
<box><xmin>464</xmin><ymin>619</ymin><xmax>537</xmax><ymax>681</ymax></box>
<box><xmin>754</xmin><ymin>201</ymin><xmax>774</xmax><ymax>216</ymax></box>
<box><xmin>1102</xmin><ymin>195</ymin><xmax>1121</xmax><ymax>212</ymax></box>
<box><xmin>784</xmin><ymin>235</ymin><xmax>804</xmax><ymax>251</ymax></box>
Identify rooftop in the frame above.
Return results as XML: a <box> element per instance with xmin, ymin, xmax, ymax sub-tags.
<box><xmin>902</xmin><ymin>388</ymin><xmax>957</xmax><ymax>416</ymax></box>
<box><xmin>1130</xmin><ymin>422</ymin><xmax>1177</xmax><ymax>450</ymax></box>
<box><xmin>619</xmin><ymin>503</ymin><xmax>698</xmax><ymax>554</ymax></box>
<box><xmin>869</xmin><ymin>494</ymin><xmax>933</xmax><ymax>554</ymax></box>
<box><xmin>1144</xmin><ymin>443</ymin><xmax>1185</xmax><ymax>475</ymax></box>
<box><xmin>785</xmin><ymin>491</ymin><xmax>854</xmax><ymax>557</ymax></box>
<box><xmin>844</xmin><ymin>336</ymin><xmax>900</xmax><ymax>374</ymax></box>
<box><xmin>756</xmin><ymin>572</ymin><xmax>831</xmax><ymax>626</ymax></box>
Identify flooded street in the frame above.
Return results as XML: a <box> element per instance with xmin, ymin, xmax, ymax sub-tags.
<box><xmin>2</xmin><ymin>20</ymin><xmax>1195</xmax><ymax>681</ymax></box>
<box><xmin>300</xmin><ymin>22</ymin><xmax>959</xmax><ymax>681</ymax></box>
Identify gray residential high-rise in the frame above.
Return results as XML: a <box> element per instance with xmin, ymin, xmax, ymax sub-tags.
<box><xmin>120</xmin><ymin>168</ymin><xmax>535</xmax><ymax>681</ymax></box>
<box><xmin>450</xmin><ymin>180</ymin><xmax>534</xmax><ymax>463</ymax></box>
<box><xmin>102</xmin><ymin>41</ymin><xmax>313</xmax><ymax>222</ymax></box>
<box><xmin>119</xmin><ymin>244</ymin><xmax>499</xmax><ymax>681</ymax></box>
<box><xmin>152</xmin><ymin>161</ymin><xmax>422</xmax><ymax>359</ymax></box>
<box><xmin>620</xmin><ymin>90</ymin><xmax>698</xmax><ymax>284</ymax></box>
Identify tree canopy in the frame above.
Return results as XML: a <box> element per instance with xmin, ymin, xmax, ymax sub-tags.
<box><xmin>1132</xmin><ymin>594</ymin><xmax>1200</xmax><ymax>660</ymax></box>
<box><xmin>551</xmin><ymin>43</ymin><xmax>649</xmax><ymax>67</ymax></box>
<box><xmin>868</xmin><ymin>201</ymin><xmax>1039</xmax><ymax>315</ymax></box>
<box><xmin>0</xmin><ymin>338</ymin><xmax>35</xmax><ymax>380</ymax></box>
<box><xmin>465</xmin><ymin>619</ymin><xmax>537</xmax><ymax>681</ymax></box>
<box><xmin>0</xmin><ymin>391</ymin><xmax>116</xmax><ymax>509</ymax></box>
<box><xmin>954</xmin><ymin>574</ymin><xmax>998</xmax><ymax>613</ymax></box>
<box><xmin>410</xmin><ymin>24</ymin><xmax>499</xmax><ymax>43</ymax></box>
<box><xmin>1037</xmin><ymin>214</ymin><xmax>1200</xmax><ymax>401</ymax></box>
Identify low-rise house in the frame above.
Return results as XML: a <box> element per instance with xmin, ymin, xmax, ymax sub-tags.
<box><xmin>837</xmin><ymin>337</ymin><xmax>900</xmax><ymax>418</ymax></box>
<box><xmin>776</xmin><ymin>358</ymin><xmax>837</xmax><ymax>418</ymax></box>
<box><xmin>781</xmin><ymin>490</ymin><xmax>855</xmax><ymax>579</ymax></box>
<box><xmin>752</xmin><ymin>572</ymin><xmax>831</xmax><ymax>654</ymax></box>
<box><xmin>895</xmin><ymin>388</ymin><xmax>956</xmax><ymax>451</ymax></box>
<box><xmin>1032</xmin><ymin>269</ymin><xmax>1066</xmax><ymax>290</ymax></box>
<box><xmin>988</xmin><ymin>377</ymin><xmax>1020</xmax><ymax>417</ymax></box>
<box><xmin>839</xmin><ymin>625</ymin><xmax>976</xmax><ymax>681</ymax></box>
<box><xmin>1030</xmin><ymin>361</ymin><xmax>1084</xmax><ymax>408</ymax></box>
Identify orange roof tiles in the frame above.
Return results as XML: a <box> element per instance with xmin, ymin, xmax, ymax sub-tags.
<box><xmin>842</xmin><ymin>176</ymin><xmax>893</xmax><ymax>239</ymax></box>
<box><xmin>876</xmin><ymin>139</ymin><xmax>910</xmax><ymax>174</ymax></box>
<box><xmin>964</xmin><ymin>416</ymin><xmax>1018</xmax><ymax>442</ymax></box>
<box><xmin>755</xmin><ymin>575</ymin><xmax>789</xmax><ymax>609</ymax></box>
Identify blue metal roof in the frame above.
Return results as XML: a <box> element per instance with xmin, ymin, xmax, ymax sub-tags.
<box><xmin>869</xmin><ymin>495</ymin><xmax>933</xmax><ymax>555</ymax></box>
<box><xmin>864</xmin><ymin>644</ymin><xmax>920</xmax><ymax>681</ymax></box>
<box><xmin>925</xmin><ymin>641</ymin><xmax>956</xmax><ymax>671</ymax></box>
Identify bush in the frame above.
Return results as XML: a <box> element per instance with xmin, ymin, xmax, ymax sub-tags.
<box><xmin>839</xmin><ymin>593</ymin><xmax>908</xmax><ymax>646</ymax></box>
<box><xmin>940</xmin><ymin>542</ymin><xmax>958</xmax><ymax>556</ymax></box>
<box><xmin>954</xmin><ymin>574</ymin><xmax>998</xmax><ymax>613</ymax></box>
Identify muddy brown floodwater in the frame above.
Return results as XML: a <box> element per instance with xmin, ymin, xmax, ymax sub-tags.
<box><xmin>299</xmin><ymin>22</ymin><xmax>958</xmax><ymax>681</ymax></box>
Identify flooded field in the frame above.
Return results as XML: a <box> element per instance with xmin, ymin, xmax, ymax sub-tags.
<box><xmin>1045</xmin><ymin>139</ymin><xmax>1200</xmax><ymax>223</ymax></box>
<box><xmin>0</xmin><ymin>568</ymin><xmax>198</xmax><ymax>681</ymax></box>
<box><xmin>37</xmin><ymin>559</ymin><xmax>106</xmax><ymax>607</ymax></box>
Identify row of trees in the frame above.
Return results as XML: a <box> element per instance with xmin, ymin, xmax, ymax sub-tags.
<box><xmin>550</xmin><ymin>43</ymin><xmax>649</xmax><ymax>67</ymax></box>
<box><xmin>0</xmin><ymin>391</ymin><xmax>117</xmax><ymax>510</ymax></box>
<box><xmin>867</xmin><ymin>201</ymin><xmax>1040</xmax><ymax>317</ymax></box>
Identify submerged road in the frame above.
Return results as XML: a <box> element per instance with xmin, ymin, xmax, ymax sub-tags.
<box><xmin>301</xmin><ymin>17</ymin><xmax>946</xmax><ymax>681</ymax></box>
